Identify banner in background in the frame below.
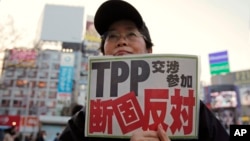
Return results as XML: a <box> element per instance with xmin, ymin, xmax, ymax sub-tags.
<box><xmin>5</xmin><ymin>48</ymin><xmax>37</xmax><ymax>68</ymax></box>
<box><xmin>57</xmin><ymin>53</ymin><xmax>75</xmax><ymax>95</ymax></box>
<box><xmin>84</xmin><ymin>15</ymin><xmax>101</xmax><ymax>51</ymax></box>
<box><xmin>209</xmin><ymin>50</ymin><xmax>230</xmax><ymax>75</ymax></box>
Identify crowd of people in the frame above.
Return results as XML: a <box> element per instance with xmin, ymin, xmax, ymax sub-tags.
<box><xmin>1</xmin><ymin>126</ymin><xmax>19</xmax><ymax>141</ymax></box>
<box><xmin>0</xmin><ymin>127</ymin><xmax>47</xmax><ymax>141</ymax></box>
<box><xmin>0</xmin><ymin>104</ymin><xmax>83</xmax><ymax>141</ymax></box>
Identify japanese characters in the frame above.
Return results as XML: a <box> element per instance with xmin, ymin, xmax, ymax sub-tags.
<box><xmin>86</xmin><ymin>54</ymin><xmax>199</xmax><ymax>138</ymax></box>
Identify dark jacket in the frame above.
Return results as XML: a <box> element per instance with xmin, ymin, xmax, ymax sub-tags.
<box><xmin>59</xmin><ymin>101</ymin><xmax>229</xmax><ymax>141</ymax></box>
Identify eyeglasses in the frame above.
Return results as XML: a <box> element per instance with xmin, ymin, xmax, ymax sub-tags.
<box><xmin>102</xmin><ymin>31</ymin><xmax>145</xmax><ymax>43</ymax></box>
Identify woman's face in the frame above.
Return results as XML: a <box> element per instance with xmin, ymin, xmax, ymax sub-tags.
<box><xmin>103</xmin><ymin>20</ymin><xmax>152</xmax><ymax>56</ymax></box>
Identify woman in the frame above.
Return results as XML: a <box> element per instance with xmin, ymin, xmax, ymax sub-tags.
<box><xmin>59</xmin><ymin>0</ymin><xmax>229</xmax><ymax>141</ymax></box>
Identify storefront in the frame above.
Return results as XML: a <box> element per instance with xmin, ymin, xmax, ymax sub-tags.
<box><xmin>211</xmin><ymin>70</ymin><xmax>250</xmax><ymax>125</ymax></box>
<box><xmin>0</xmin><ymin>115</ymin><xmax>39</xmax><ymax>137</ymax></box>
<box><xmin>203</xmin><ymin>84</ymin><xmax>241</xmax><ymax>133</ymax></box>
<box><xmin>0</xmin><ymin>115</ymin><xmax>21</xmax><ymax>130</ymax></box>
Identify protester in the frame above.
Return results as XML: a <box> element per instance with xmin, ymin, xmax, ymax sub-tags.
<box><xmin>59</xmin><ymin>0</ymin><xmax>229</xmax><ymax>141</ymax></box>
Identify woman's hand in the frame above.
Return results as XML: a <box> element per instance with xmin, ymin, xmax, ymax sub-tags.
<box><xmin>130</xmin><ymin>125</ymin><xmax>171</xmax><ymax>141</ymax></box>
<box><xmin>157</xmin><ymin>125</ymin><xmax>170</xmax><ymax>141</ymax></box>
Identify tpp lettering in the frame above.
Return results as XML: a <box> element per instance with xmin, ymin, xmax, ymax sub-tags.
<box><xmin>92</xmin><ymin>60</ymin><xmax>150</xmax><ymax>97</ymax></box>
<box><xmin>234</xmin><ymin>129</ymin><xmax>247</xmax><ymax>136</ymax></box>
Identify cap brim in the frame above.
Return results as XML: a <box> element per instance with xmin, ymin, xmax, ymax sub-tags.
<box><xmin>94</xmin><ymin>0</ymin><xmax>143</xmax><ymax>35</ymax></box>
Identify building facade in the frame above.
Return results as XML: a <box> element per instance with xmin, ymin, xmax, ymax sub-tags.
<box><xmin>0</xmin><ymin>49</ymin><xmax>62</xmax><ymax>116</ymax></box>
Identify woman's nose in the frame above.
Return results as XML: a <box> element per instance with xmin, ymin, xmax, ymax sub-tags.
<box><xmin>116</xmin><ymin>36</ymin><xmax>128</xmax><ymax>47</ymax></box>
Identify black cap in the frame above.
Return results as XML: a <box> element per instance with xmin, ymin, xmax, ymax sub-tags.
<box><xmin>94</xmin><ymin>0</ymin><xmax>152</xmax><ymax>43</ymax></box>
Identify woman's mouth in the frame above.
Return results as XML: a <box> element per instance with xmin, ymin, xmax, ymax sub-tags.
<box><xmin>114</xmin><ymin>51</ymin><xmax>131</xmax><ymax>56</ymax></box>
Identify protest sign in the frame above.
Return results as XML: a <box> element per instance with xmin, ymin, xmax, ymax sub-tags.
<box><xmin>85</xmin><ymin>54</ymin><xmax>200</xmax><ymax>139</ymax></box>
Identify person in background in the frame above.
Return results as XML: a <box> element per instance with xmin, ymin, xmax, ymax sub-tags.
<box><xmin>13</xmin><ymin>132</ymin><xmax>22</xmax><ymax>141</ymax></box>
<box><xmin>25</xmin><ymin>133</ymin><xmax>35</xmax><ymax>141</ymax></box>
<box><xmin>35</xmin><ymin>130</ymin><xmax>46</xmax><ymax>141</ymax></box>
<box><xmin>59</xmin><ymin>0</ymin><xmax>229</xmax><ymax>141</ymax></box>
<box><xmin>3</xmin><ymin>126</ymin><xmax>18</xmax><ymax>141</ymax></box>
<box><xmin>53</xmin><ymin>133</ymin><xmax>60</xmax><ymax>141</ymax></box>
